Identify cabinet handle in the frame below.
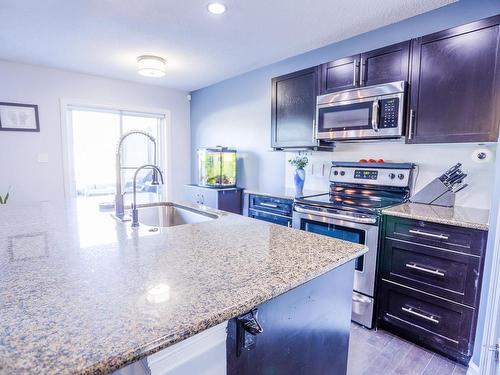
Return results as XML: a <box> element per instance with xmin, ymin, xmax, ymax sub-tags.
<box><xmin>360</xmin><ymin>57</ymin><xmax>366</xmax><ymax>85</ymax></box>
<box><xmin>409</xmin><ymin>229</ymin><xmax>449</xmax><ymax>240</ymax></box>
<box><xmin>405</xmin><ymin>263</ymin><xmax>445</xmax><ymax>277</ymax></box>
<box><xmin>312</xmin><ymin>119</ymin><xmax>317</xmax><ymax>143</ymax></box>
<box><xmin>401</xmin><ymin>306</ymin><xmax>440</xmax><ymax>324</ymax></box>
<box><xmin>260</xmin><ymin>202</ymin><xmax>279</xmax><ymax>208</ymax></box>
<box><xmin>353</xmin><ymin>60</ymin><xmax>360</xmax><ymax>86</ymax></box>
<box><xmin>408</xmin><ymin>109</ymin><xmax>415</xmax><ymax>140</ymax></box>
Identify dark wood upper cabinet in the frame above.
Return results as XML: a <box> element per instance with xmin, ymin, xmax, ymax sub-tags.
<box><xmin>273</xmin><ymin>15</ymin><xmax>500</xmax><ymax>148</ymax></box>
<box><xmin>271</xmin><ymin>66</ymin><xmax>323</xmax><ymax>149</ymax></box>
<box><xmin>360</xmin><ymin>41</ymin><xmax>410</xmax><ymax>86</ymax></box>
<box><xmin>320</xmin><ymin>55</ymin><xmax>359</xmax><ymax>94</ymax></box>
<box><xmin>319</xmin><ymin>42</ymin><xmax>411</xmax><ymax>94</ymax></box>
<box><xmin>408</xmin><ymin>15</ymin><xmax>500</xmax><ymax>144</ymax></box>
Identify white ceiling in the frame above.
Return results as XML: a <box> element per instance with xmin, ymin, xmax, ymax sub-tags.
<box><xmin>0</xmin><ymin>0</ymin><xmax>455</xmax><ymax>91</ymax></box>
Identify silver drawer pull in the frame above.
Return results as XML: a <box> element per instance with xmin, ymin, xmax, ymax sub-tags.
<box><xmin>401</xmin><ymin>306</ymin><xmax>440</xmax><ymax>324</ymax></box>
<box><xmin>260</xmin><ymin>202</ymin><xmax>279</xmax><ymax>208</ymax></box>
<box><xmin>409</xmin><ymin>229</ymin><xmax>449</xmax><ymax>240</ymax></box>
<box><xmin>405</xmin><ymin>263</ymin><xmax>445</xmax><ymax>277</ymax></box>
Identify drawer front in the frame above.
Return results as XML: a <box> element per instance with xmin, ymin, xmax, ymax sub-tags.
<box><xmin>249</xmin><ymin>195</ymin><xmax>293</xmax><ymax>217</ymax></box>
<box><xmin>249</xmin><ymin>208</ymin><xmax>292</xmax><ymax>227</ymax></box>
<box><xmin>385</xmin><ymin>216</ymin><xmax>487</xmax><ymax>256</ymax></box>
<box><xmin>378</xmin><ymin>281</ymin><xmax>475</xmax><ymax>361</ymax></box>
<box><xmin>381</xmin><ymin>238</ymin><xmax>481</xmax><ymax>306</ymax></box>
<box><xmin>185</xmin><ymin>185</ymin><xmax>219</xmax><ymax>208</ymax></box>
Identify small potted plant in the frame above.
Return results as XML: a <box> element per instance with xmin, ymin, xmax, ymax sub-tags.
<box><xmin>288</xmin><ymin>156</ymin><xmax>308</xmax><ymax>196</ymax></box>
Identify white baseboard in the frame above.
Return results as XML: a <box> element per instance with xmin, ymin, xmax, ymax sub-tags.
<box><xmin>467</xmin><ymin>360</ymin><xmax>479</xmax><ymax>375</ymax></box>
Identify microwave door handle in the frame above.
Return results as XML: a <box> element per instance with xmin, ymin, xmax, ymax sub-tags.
<box><xmin>371</xmin><ymin>99</ymin><xmax>379</xmax><ymax>132</ymax></box>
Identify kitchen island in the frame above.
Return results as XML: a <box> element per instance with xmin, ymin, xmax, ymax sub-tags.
<box><xmin>0</xmin><ymin>201</ymin><xmax>366</xmax><ymax>374</ymax></box>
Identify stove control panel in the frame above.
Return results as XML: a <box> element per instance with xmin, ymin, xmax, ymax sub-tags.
<box><xmin>354</xmin><ymin>170</ymin><xmax>378</xmax><ymax>180</ymax></box>
<box><xmin>330</xmin><ymin>166</ymin><xmax>412</xmax><ymax>187</ymax></box>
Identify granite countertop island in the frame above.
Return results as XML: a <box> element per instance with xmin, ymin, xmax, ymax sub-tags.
<box><xmin>0</xmin><ymin>201</ymin><xmax>366</xmax><ymax>374</ymax></box>
<box><xmin>382</xmin><ymin>202</ymin><xmax>490</xmax><ymax>230</ymax></box>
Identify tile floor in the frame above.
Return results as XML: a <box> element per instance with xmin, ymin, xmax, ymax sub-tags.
<box><xmin>347</xmin><ymin>323</ymin><xmax>468</xmax><ymax>375</ymax></box>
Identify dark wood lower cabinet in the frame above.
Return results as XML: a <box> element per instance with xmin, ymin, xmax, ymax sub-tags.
<box><xmin>378</xmin><ymin>280</ymin><xmax>476</xmax><ymax>364</ymax></box>
<box><xmin>377</xmin><ymin>215</ymin><xmax>488</xmax><ymax>365</ymax></box>
<box><xmin>227</xmin><ymin>260</ymin><xmax>355</xmax><ymax>375</ymax></box>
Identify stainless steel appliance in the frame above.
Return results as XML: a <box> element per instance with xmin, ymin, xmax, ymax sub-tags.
<box><xmin>315</xmin><ymin>81</ymin><xmax>407</xmax><ymax>141</ymax></box>
<box><xmin>292</xmin><ymin>161</ymin><xmax>414</xmax><ymax>328</ymax></box>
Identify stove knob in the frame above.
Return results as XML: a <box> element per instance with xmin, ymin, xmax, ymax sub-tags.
<box><xmin>340</xmin><ymin>171</ymin><xmax>345</xmax><ymax>176</ymax></box>
<box><xmin>398</xmin><ymin>173</ymin><xmax>405</xmax><ymax>180</ymax></box>
<box><xmin>389</xmin><ymin>173</ymin><xmax>396</xmax><ymax>179</ymax></box>
<box><xmin>333</xmin><ymin>170</ymin><xmax>339</xmax><ymax>176</ymax></box>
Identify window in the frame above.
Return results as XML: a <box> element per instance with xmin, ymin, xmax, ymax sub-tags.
<box><xmin>68</xmin><ymin>106</ymin><xmax>166</xmax><ymax>210</ymax></box>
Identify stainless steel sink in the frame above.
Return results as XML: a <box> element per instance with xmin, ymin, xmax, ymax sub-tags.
<box><xmin>135</xmin><ymin>202</ymin><xmax>218</xmax><ymax>227</ymax></box>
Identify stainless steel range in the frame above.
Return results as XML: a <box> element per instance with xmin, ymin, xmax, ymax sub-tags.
<box><xmin>292</xmin><ymin>161</ymin><xmax>414</xmax><ymax>328</ymax></box>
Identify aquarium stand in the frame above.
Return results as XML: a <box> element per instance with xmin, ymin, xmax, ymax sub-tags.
<box><xmin>185</xmin><ymin>184</ymin><xmax>243</xmax><ymax>214</ymax></box>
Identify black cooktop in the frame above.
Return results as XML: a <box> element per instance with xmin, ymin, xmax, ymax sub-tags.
<box><xmin>295</xmin><ymin>185</ymin><xmax>409</xmax><ymax>214</ymax></box>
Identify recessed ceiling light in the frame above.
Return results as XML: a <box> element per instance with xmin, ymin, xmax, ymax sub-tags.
<box><xmin>207</xmin><ymin>2</ymin><xmax>226</xmax><ymax>15</ymax></box>
<box><xmin>137</xmin><ymin>55</ymin><xmax>166</xmax><ymax>77</ymax></box>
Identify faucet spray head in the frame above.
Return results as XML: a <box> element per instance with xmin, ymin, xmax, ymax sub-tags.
<box><xmin>151</xmin><ymin>169</ymin><xmax>160</xmax><ymax>185</ymax></box>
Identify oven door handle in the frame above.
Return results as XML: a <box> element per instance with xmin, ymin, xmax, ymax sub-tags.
<box><xmin>294</xmin><ymin>205</ymin><xmax>377</xmax><ymax>224</ymax></box>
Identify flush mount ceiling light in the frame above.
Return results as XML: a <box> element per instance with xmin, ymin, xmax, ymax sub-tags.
<box><xmin>207</xmin><ymin>2</ymin><xmax>226</xmax><ymax>14</ymax></box>
<box><xmin>137</xmin><ymin>55</ymin><xmax>166</xmax><ymax>77</ymax></box>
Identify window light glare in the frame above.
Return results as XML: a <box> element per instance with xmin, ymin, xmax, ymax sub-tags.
<box><xmin>137</xmin><ymin>55</ymin><xmax>166</xmax><ymax>77</ymax></box>
<box><xmin>207</xmin><ymin>2</ymin><xmax>226</xmax><ymax>15</ymax></box>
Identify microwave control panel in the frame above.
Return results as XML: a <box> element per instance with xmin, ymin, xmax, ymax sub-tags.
<box><xmin>379</xmin><ymin>98</ymin><xmax>399</xmax><ymax>128</ymax></box>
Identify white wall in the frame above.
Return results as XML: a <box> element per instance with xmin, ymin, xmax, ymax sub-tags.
<box><xmin>0</xmin><ymin>60</ymin><xmax>190</xmax><ymax>204</ymax></box>
<box><xmin>285</xmin><ymin>142</ymin><xmax>497</xmax><ymax>210</ymax></box>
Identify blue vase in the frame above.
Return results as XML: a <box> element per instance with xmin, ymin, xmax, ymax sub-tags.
<box><xmin>294</xmin><ymin>167</ymin><xmax>305</xmax><ymax>196</ymax></box>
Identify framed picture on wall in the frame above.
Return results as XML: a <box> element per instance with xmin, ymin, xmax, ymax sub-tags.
<box><xmin>0</xmin><ymin>102</ymin><xmax>40</xmax><ymax>132</ymax></box>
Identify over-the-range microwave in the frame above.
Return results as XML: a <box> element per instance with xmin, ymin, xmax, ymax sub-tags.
<box><xmin>315</xmin><ymin>81</ymin><xmax>407</xmax><ymax>142</ymax></box>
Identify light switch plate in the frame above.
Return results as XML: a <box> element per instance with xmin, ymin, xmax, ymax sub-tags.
<box><xmin>37</xmin><ymin>153</ymin><xmax>49</xmax><ymax>163</ymax></box>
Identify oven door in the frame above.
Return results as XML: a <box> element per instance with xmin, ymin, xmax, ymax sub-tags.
<box><xmin>292</xmin><ymin>206</ymin><xmax>379</xmax><ymax>327</ymax></box>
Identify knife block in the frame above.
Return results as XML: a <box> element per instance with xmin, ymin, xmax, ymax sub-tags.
<box><xmin>410</xmin><ymin>178</ymin><xmax>456</xmax><ymax>207</ymax></box>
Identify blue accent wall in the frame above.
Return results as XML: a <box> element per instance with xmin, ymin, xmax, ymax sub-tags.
<box><xmin>191</xmin><ymin>0</ymin><xmax>500</xmax><ymax>366</ymax></box>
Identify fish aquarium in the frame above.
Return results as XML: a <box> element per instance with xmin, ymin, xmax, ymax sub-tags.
<box><xmin>197</xmin><ymin>147</ymin><xmax>237</xmax><ymax>188</ymax></box>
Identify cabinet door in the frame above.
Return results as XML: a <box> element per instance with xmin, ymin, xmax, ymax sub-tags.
<box><xmin>227</xmin><ymin>261</ymin><xmax>354</xmax><ymax>375</ymax></box>
<box><xmin>408</xmin><ymin>16</ymin><xmax>500</xmax><ymax>144</ymax></box>
<box><xmin>319</xmin><ymin>55</ymin><xmax>360</xmax><ymax>94</ymax></box>
<box><xmin>271</xmin><ymin>67</ymin><xmax>319</xmax><ymax>149</ymax></box>
<box><xmin>360</xmin><ymin>41</ymin><xmax>410</xmax><ymax>86</ymax></box>
<box><xmin>377</xmin><ymin>280</ymin><xmax>475</xmax><ymax>365</ymax></box>
<box><xmin>184</xmin><ymin>185</ymin><xmax>218</xmax><ymax>208</ymax></box>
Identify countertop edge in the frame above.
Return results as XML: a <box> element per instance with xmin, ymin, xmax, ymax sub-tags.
<box><xmin>381</xmin><ymin>208</ymin><xmax>489</xmax><ymax>231</ymax></box>
<box><xmin>83</xmin><ymin>246</ymin><xmax>367</xmax><ymax>375</ymax></box>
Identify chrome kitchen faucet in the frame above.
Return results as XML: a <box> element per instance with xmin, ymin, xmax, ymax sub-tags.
<box><xmin>131</xmin><ymin>164</ymin><xmax>164</xmax><ymax>228</ymax></box>
<box><xmin>114</xmin><ymin>130</ymin><xmax>159</xmax><ymax>221</ymax></box>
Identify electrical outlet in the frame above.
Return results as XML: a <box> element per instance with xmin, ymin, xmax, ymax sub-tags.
<box><xmin>307</xmin><ymin>163</ymin><xmax>314</xmax><ymax>176</ymax></box>
<box><xmin>312</xmin><ymin>163</ymin><xmax>325</xmax><ymax>177</ymax></box>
